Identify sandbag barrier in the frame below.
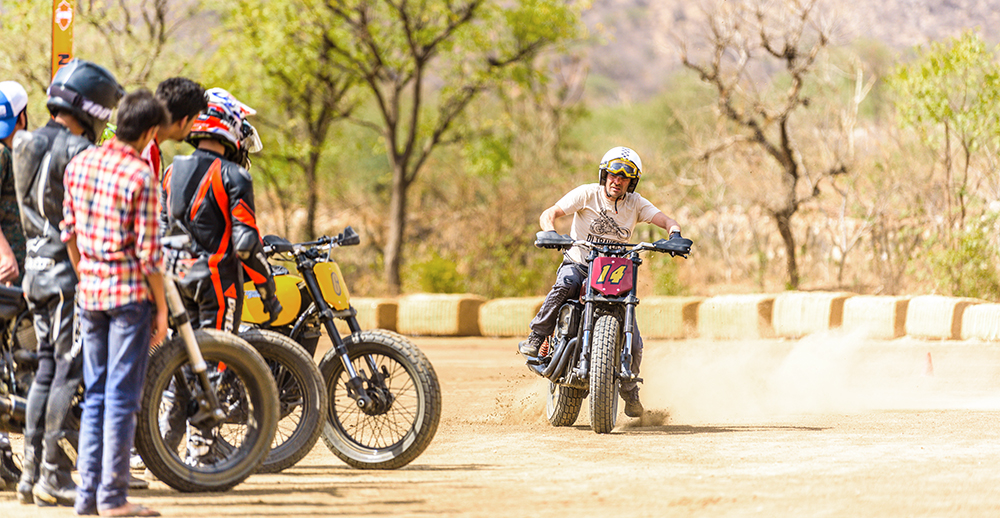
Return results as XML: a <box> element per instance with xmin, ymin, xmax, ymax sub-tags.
<box><xmin>331</xmin><ymin>292</ymin><xmax>1000</xmax><ymax>342</ymax></box>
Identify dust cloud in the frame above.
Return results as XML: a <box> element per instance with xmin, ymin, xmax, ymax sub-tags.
<box><xmin>638</xmin><ymin>329</ymin><xmax>1000</xmax><ymax>424</ymax></box>
<box><xmin>489</xmin><ymin>331</ymin><xmax>1000</xmax><ymax>428</ymax></box>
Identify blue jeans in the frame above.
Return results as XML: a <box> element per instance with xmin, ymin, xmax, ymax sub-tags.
<box><xmin>74</xmin><ymin>301</ymin><xmax>152</xmax><ymax>514</ymax></box>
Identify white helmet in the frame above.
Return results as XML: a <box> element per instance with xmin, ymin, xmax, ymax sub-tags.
<box><xmin>599</xmin><ymin>146</ymin><xmax>642</xmax><ymax>193</ymax></box>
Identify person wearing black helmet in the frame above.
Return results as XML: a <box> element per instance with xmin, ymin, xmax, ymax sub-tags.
<box><xmin>11</xmin><ymin>58</ymin><xmax>124</xmax><ymax>507</ymax></box>
<box><xmin>518</xmin><ymin>146</ymin><xmax>684</xmax><ymax>418</ymax></box>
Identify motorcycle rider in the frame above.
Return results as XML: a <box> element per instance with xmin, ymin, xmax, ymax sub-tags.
<box><xmin>161</xmin><ymin>87</ymin><xmax>281</xmax><ymax>332</ymax></box>
<box><xmin>519</xmin><ymin>146</ymin><xmax>683</xmax><ymax>418</ymax></box>
<box><xmin>12</xmin><ymin>58</ymin><xmax>124</xmax><ymax>506</ymax></box>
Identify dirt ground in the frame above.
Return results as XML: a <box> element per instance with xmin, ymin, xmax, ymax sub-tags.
<box><xmin>5</xmin><ymin>332</ymin><xmax>1000</xmax><ymax>517</ymax></box>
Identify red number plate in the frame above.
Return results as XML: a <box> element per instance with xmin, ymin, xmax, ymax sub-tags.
<box><xmin>589</xmin><ymin>257</ymin><xmax>633</xmax><ymax>296</ymax></box>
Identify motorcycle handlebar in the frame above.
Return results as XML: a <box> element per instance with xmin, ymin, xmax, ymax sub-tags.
<box><xmin>262</xmin><ymin>226</ymin><xmax>360</xmax><ymax>256</ymax></box>
<box><xmin>533</xmin><ymin>235</ymin><xmax>693</xmax><ymax>258</ymax></box>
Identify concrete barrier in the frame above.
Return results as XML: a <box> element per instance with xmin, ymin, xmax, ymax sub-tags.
<box><xmin>696</xmin><ymin>294</ymin><xmax>774</xmax><ymax>339</ymax></box>
<box><xmin>397</xmin><ymin>293</ymin><xmax>486</xmax><ymax>336</ymax></box>
<box><xmin>905</xmin><ymin>295</ymin><xmax>981</xmax><ymax>340</ymax></box>
<box><xmin>961</xmin><ymin>303</ymin><xmax>1000</xmax><ymax>341</ymax></box>
<box><xmin>334</xmin><ymin>297</ymin><xmax>398</xmax><ymax>334</ymax></box>
<box><xmin>842</xmin><ymin>296</ymin><xmax>909</xmax><ymax>339</ymax></box>
<box><xmin>637</xmin><ymin>296</ymin><xmax>704</xmax><ymax>339</ymax></box>
<box><xmin>772</xmin><ymin>291</ymin><xmax>853</xmax><ymax>338</ymax></box>
<box><xmin>478</xmin><ymin>297</ymin><xmax>544</xmax><ymax>337</ymax></box>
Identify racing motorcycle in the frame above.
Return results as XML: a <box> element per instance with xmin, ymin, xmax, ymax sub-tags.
<box><xmin>526</xmin><ymin>231</ymin><xmax>692</xmax><ymax>434</ymax></box>
<box><xmin>0</xmin><ymin>235</ymin><xmax>282</xmax><ymax>493</ymax></box>
<box><xmin>242</xmin><ymin>226</ymin><xmax>442</xmax><ymax>469</ymax></box>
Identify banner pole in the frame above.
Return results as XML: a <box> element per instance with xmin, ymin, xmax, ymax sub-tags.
<box><xmin>52</xmin><ymin>0</ymin><xmax>74</xmax><ymax>79</ymax></box>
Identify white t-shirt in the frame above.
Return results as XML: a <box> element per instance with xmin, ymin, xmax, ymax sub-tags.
<box><xmin>555</xmin><ymin>184</ymin><xmax>661</xmax><ymax>264</ymax></box>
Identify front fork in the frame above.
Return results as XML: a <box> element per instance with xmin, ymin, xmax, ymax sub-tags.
<box><xmin>164</xmin><ymin>278</ymin><xmax>226</xmax><ymax>429</ymax></box>
<box><xmin>298</xmin><ymin>263</ymin><xmax>386</xmax><ymax>413</ymax></box>
<box><xmin>573</xmin><ymin>260</ymin><xmax>641</xmax><ymax>386</ymax></box>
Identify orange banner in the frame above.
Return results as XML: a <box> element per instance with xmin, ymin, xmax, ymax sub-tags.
<box><xmin>51</xmin><ymin>0</ymin><xmax>74</xmax><ymax>79</ymax></box>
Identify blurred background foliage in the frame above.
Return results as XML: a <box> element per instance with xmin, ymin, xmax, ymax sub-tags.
<box><xmin>5</xmin><ymin>0</ymin><xmax>1000</xmax><ymax>300</ymax></box>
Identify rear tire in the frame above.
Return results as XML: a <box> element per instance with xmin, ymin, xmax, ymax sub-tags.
<box><xmin>135</xmin><ymin>329</ymin><xmax>279</xmax><ymax>492</ymax></box>
<box><xmin>239</xmin><ymin>328</ymin><xmax>326</xmax><ymax>474</ymax></box>
<box><xmin>545</xmin><ymin>382</ymin><xmax>585</xmax><ymax>427</ymax></box>
<box><xmin>318</xmin><ymin>330</ymin><xmax>440</xmax><ymax>469</ymax></box>
<box><xmin>589</xmin><ymin>315</ymin><xmax>621</xmax><ymax>434</ymax></box>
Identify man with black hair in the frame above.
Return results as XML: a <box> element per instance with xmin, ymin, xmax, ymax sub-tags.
<box><xmin>63</xmin><ymin>88</ymin><xmax>168</xmax><ymax>518</ymax></box>
<box><xmin>142</xmin><ymin>77</ymin><xmax>207</xmax><ymax>181</ymax></box>
<box><xmin>12</xmin><ymin>58</ymin><xmax>124</xmax><ymax>507</ymax></box>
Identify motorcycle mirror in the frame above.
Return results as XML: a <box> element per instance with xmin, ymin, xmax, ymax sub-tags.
<box><xmin>340</xmin><ymin>226</ymin><xmax>361</xmax><ymax>247</ymax></box>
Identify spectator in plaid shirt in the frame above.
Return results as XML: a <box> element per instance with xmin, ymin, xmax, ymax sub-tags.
<box><xmin>62</xmin><ymin>89</ymin><xmax>168</xmax><ymax>518</ymax></box>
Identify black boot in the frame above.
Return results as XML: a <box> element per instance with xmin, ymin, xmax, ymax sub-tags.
<box><xmin>0</xmin><ymin>443</ymin><xmax>20</xmax><ymax>490</ymax></box>
<box><xmin>518</xmin><ymin>332</ymin><xmax>545</xmax><ymax>358</ymax></box>
<box><xmin>621</xmin><ymin>387</ymin><xmax>644</xmax><ymax>418</ymax></box>
<box><xmin>16</xmin><ymin>441</ymin><xmax>39</xmax><ymax>504</ymax></box>
<box><xmin>32</xmin><ymin>460</ymin><xmax>76</xmax><ymax>507</ymax></box>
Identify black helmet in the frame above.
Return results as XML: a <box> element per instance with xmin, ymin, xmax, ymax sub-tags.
<box><xmin>46</xmin><ymin>59</ymin><xmax>125</xmax><ymax>142</ymax></box>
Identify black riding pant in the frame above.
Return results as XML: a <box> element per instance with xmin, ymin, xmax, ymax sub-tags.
<box><xmin>22</xmin><ymin>289</ymin><xmax>81</xmax><ymax>484</ymax></box>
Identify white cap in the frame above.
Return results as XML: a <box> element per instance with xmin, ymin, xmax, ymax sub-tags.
<box><xmin>0</xmin><ymin>81</ymin><xmax>28</xmax><ymax>140</ymax></box>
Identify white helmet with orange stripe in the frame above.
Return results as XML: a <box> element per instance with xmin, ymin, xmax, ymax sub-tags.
<box><xmin>186</xmin><ymin>88</ymin><xmax>261</xmax><ymax>166</ymax></box>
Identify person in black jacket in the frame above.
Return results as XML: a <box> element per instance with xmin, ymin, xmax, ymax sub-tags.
<box><xmin>161</xmin><ymin>87</ymin><xmax>280</xmax><ymax>333</ymax></box>
<box><xmin>12</xmin><ymin>58</ymin><xmax>124</xmax><ymax>507</ymax></box>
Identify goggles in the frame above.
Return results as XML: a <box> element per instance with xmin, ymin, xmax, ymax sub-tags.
<box><xmin>604</xmin><ymin>159</ymin><xmax>640</xmax><ymax>179</ymax></box>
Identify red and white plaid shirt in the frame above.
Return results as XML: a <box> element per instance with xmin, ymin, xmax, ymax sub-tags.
<box><xmin>62</xmin><ymin>138</ymin><xmax>163</xmax><ymax>311</ymax></box>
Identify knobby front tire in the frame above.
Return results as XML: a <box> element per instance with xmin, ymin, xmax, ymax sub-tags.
<box><xmin>318</xmin><ymin>329</ymin><xmax>441</xmax><ymax>469</ymax></box>
<box><xmin>589</xmin><ymin>314</ymin><xmax>621</xmax><ymax>434</ymax></box>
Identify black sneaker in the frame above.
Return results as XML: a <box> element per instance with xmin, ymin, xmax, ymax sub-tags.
<box><xmin>517</xmin><ymin>332</ymin><xmax>545</xmax><ymax>357</ymax></box>
<box><xmin>622</xmin><ymin>389</ymin><xmax>644</xmax><ymax>418</ymax></box>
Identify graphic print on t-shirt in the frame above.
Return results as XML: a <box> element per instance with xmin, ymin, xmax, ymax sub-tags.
<box><xmin>589</xmin><ymin>209</ymin><xmax>631</xmax><ymax>242</ymax></box>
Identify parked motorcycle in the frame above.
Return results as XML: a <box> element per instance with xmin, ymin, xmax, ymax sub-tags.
<box><xmin>132</xmin><ymin>234</ymin><xmax>281</xmax><ymax>492</ymax></box>
<box><xmin>0</xmin><ymin>235</ymin><xmax>282</xmax><ymax>493</ymax></box>
<box><xmin>525</xmin><ymin>231</ymin><xmax>692</xmax><ymax>433</ymax></box>
<box><xmin>242</xmin><ymin>226</ymin><xmax>442</xmax><ymax>469</ymax></box>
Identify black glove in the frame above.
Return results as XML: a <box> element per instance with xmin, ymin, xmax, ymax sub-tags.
<box><xmin>261</xmin><ymin>295</ymin><xmax>283</xmax><ymax>326</ymax></box>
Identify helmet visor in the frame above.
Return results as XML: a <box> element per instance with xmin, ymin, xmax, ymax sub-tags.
<box><xmin>605</xmin><ymin>159</ymin><xmax>640</xmax><ymax>179</ymax></box>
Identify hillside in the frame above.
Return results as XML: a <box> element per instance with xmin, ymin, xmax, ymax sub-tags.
<box><xmin>582</xmin><ymin>0</ymin><xmax>1000</xmax><ymax>101</ymax></box>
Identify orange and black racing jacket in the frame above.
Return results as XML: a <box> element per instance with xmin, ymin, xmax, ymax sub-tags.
<box><xmin>162</xmin><ymin>148</ymin><xmax>276</xmax><ymax>314</ymax></box>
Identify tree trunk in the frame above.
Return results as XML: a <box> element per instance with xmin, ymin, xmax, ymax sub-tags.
<box><xmin>773</xmin><ymin>210</ymin><xmax>800</xmax><ymax>289</ymax></box>
<box><xmin>304</xmin><ymin>150</ymin><xmax>320</xmax><ymax>240</ymax></box>
<box><xmin>385</xmin><ymin>165</ymin><xmax>408</xmax><ymax>295</ymax></box>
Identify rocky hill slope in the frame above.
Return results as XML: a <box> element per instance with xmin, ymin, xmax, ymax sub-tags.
<box><xmin>583</xmin><ymin>0</ymin><xmax>1000</xmax><ymax>100</ymax></box>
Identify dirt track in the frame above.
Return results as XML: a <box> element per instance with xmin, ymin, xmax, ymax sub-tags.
<box><xmin>4</xmin><ymin>333</ymin><xmax>1000</xmax><ymax>517</ymax></box>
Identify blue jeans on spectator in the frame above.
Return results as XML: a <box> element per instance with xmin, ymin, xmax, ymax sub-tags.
<box><xmin>74</xmin><ymin>301</ymin><xmax>152</xmax><ymax>514</ymax></box>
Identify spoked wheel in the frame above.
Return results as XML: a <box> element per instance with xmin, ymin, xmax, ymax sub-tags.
<box><xmin>589</xmin><ymin>314</ymin><xmax>622</xmax><ymax>434</ymax></box>
<box><xmin>239</xmin><ymin>328</ymin><xmax>326</xmax><ymax>473</ymax></box>
<box><xmin>135</xmin><ymin>329</ymin><xmax>279</xmax><ymax>492</ymax></box>
<box><xmin>546</xmin><ymin>381</ymin><xmax>586</xmax><ymax>427</ymax></box>
<box><xmin>318</xmin><ymin>330</ymin><xmax>441</xmax><ymax>469</ymax></box>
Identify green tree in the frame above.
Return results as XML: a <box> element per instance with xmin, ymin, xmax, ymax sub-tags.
<box><xmin>887</xmin><ymin>30</ymin><xmax>1000</xmax><ymax>233</ymax></box>
<box><xmin>679</xmin><ymin>0</ymin><xmax>848</xmax><ymax>289</ymax></box>
<box><xmin>300</xmin><ymin>0</ymin><xmax>583</xmax><ymax>295</ymax></box>
<box><xmin>0</xmin><ymin>0</ymin><xmax>207</xmax><ymax>122</ymax></box>
<box><xmin>217</xmin><ymin>0</ymin><xmax>358</xmax><ymax>239</ymax></box>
